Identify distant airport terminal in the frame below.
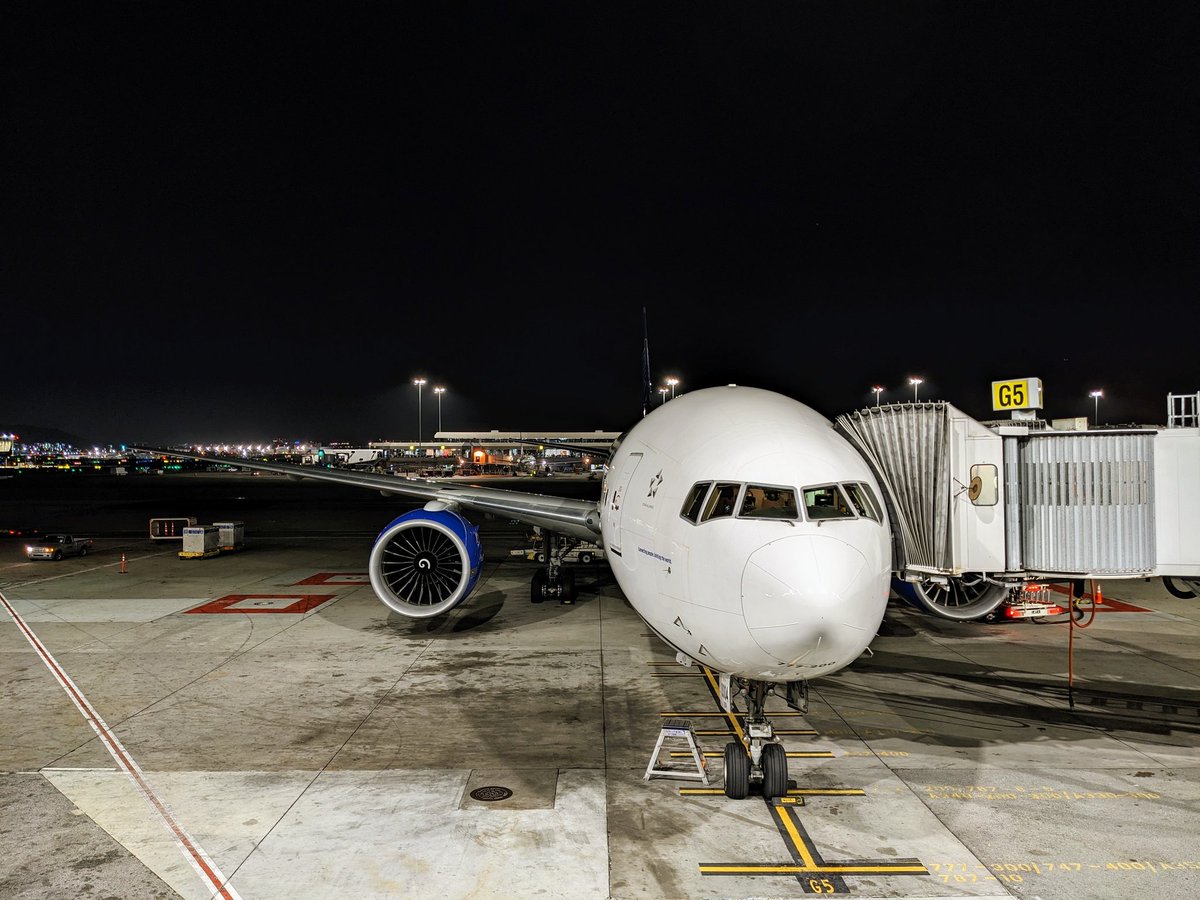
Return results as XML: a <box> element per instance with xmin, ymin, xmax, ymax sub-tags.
<box><xmin>370</xmin><ymin>430</ymin><xmax>619</xmax><ymax>472</ymax></box>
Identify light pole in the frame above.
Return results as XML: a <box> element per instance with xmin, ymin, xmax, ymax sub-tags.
<box><xmin>658</xmin><ymin>387</ymin><xmax>669</xmax><ymax>405</ymax></box>
<box><xmin>413</xmin><ymin>378</ymin><xmax>426</xmax><ymax>448</ymax></box>
<box><xmin>434</xmin><ymin>386</ymin><xmax>446</xmax><ymax>435</ymax></box>
<box><xmin>666</xmin><ymin>376</ymin><xmax>679</xmax><ymax>399</ymax></box>
<box><xmin>871</xmin><ymin>385</ymin><xmax>884</xmax><ymax>406</ymax></box>
<box><xmin>1090</xmin><ymin>389</ymin><xmax>1103</xmax><ymax>425</ymax></box>
<box><xmin>909</xmin><ymin>377</ymin><xmax>923</xmax><ymax>402</ymax></box>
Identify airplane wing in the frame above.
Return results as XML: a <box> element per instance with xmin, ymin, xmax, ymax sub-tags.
<box><xmin>137</xmin><ymin>448</ymin><xmax>602</xmax><ymax>540</ymax></box>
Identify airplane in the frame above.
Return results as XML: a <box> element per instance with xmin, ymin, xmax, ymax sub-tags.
<box><xmin>141</xmin><ymin>384</ymin><xmax>891</xmax><ymax>799</ymax></box>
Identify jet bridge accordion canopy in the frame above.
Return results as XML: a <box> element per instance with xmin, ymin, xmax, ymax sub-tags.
<box><xmin>835</xmin><ymin>403</ymin><xmax>953</xmax><ymax>573</ymax></box>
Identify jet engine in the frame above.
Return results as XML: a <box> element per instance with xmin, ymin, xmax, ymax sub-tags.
<box><xmin>368</xmin><ymin>508</ymin><xmax>483</xmax><ymax>618</ymax></box>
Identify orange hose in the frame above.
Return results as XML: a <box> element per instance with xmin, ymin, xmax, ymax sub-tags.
<box><xmin>1076</xmin><ymin>579</ymin><xmax>1098</xmax><ymax>628</ymax></box>
<box><xmin>1068</xmin><ymin>587</ymin><xmax>1075</xmax><ymax>707</ymax></box>
<box><xmin>1066</xmin><ymin>579</ymin><xmax>1100</xmax><ymax>709</ymax></box>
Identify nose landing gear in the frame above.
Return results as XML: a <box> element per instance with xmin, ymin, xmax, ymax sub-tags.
<box><xmin>722</xmin><ymin>678</ymin><xmax>807</xmax><ymax>799</ymax></box>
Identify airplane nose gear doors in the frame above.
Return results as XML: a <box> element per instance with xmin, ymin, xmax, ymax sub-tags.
<box><xmin>723</xmin><ymin>678</ymin><xmax>808</xmax><ymax>799</ymax></box>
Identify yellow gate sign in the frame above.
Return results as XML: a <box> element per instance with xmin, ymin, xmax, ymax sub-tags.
<box><xmin>992</xmin><ymin>377</ymin><xmax>1043</xmax><ymax>411</ymax></box>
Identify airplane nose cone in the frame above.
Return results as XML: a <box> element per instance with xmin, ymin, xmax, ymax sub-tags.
<box><xmin>741</xmin><ymin>534</ymin><xmax>882</xmax><ymax>668</ymax></box>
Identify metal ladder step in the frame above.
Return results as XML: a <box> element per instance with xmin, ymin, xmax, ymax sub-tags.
<box><xmin>644</xmin><ymin>718</ymin><xmax>709</xmax><ymax>784</ymax></box>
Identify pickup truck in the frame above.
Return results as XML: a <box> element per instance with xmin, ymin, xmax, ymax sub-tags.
<box><xmin>26</xmin><ymin>534</ymin><xmax>93</xmax><ymax>561</ymax></box>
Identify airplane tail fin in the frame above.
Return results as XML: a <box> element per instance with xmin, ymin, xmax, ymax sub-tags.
<box><xmin>641</xmin><ymin>307</ymin><xmax>651</xmax><ymax>417</ymax></box>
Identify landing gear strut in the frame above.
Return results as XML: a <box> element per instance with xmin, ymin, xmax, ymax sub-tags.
<box><xmin>529</xmin><ymin>530</ymin><xmax>578</xmax><ymax>605</ymax></box>
<box><xmin>723</xmin><ymin>677</ymin><xmax>807</xmax><ymax>799</ymax></box>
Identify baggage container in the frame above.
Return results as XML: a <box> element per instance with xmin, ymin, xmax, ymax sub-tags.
<box><xmin>180</xmin><ymin>526</ymin><xmax>220</xmax><ymax>559</ymax></box>
<box><xmin>213</xmin><ymin>520</ymin><xmax>245</xmax><ymax>551</ymax></box>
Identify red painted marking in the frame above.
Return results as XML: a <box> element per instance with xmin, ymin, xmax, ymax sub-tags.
<box><xmin>0</xmin><ymin>590</ymin><xmax>241</xmax><ymax>899</ymax></box>
<box><xmin>1047</xmin><ymin>584</ymin><xmax>1152</xmax><ymax>613</ymax></box>
<box><xmin>293</xmin><ymin>572</ymin><xmax>370</xmax><ymax>586</ymax></box>
<box><xmin>185</xmin><ymin>593</ymin><xmax>335</xmax><ymax>614</ymax></box>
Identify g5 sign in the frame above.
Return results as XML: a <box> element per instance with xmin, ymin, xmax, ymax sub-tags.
<box><xmin>992</xmin><ymin>377</ymin><xmax>1043</xmax><ymax>411</ymax></box>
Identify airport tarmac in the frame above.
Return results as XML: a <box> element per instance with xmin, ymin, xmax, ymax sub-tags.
<box><xmin>1</xmin><ymin>474</ymin><xmax>1199</xmax><ymax>899</ymax></box>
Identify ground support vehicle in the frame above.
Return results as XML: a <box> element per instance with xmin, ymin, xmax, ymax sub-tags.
<box><xmin>26</xmin><ymin>534</ymin><xmax>93</xmax><ymax>561</ymax></box>
<box><xmin>509</xmin><ymin>541</ymin><xmax>606</xmax><ymax>565</ymax></box>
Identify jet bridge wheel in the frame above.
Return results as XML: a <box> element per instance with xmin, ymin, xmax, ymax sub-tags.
<box><xmin>1164</xmin><ymin>577</ymin><xmax>1199</xmax><ymax>600</ymax></box>
<box><xmin>723</xmin><ymin>742</ymin><xmax>750</xmax><ymax>799</ymax></box>
<box><xmin>901</xmin><ymin>573</ymin><xmax>1009</xmax><ymax>621</ymax></box>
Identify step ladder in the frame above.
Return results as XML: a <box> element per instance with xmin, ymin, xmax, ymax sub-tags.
<box><xmin>643</xmin><ymin>718</ymin><xmax>709</xmax><ymax>784</ymax></box>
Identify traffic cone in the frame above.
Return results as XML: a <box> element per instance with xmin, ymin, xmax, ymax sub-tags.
<box><xmin>120</xmin><ymin>553</ymin><xmax>127</xmax><ymax>574</ymax></box>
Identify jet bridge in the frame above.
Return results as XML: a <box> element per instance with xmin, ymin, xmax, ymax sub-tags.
<box><xmin>835</xmin><ymin>401</ymin><xmax>1200</xmax><ymax>619</ymax></box>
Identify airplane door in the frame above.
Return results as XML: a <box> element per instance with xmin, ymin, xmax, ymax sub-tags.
<box><xmin>605</xmin><ymin>452</ymin><xmax>643</xmax><ymax>556</ymax></box>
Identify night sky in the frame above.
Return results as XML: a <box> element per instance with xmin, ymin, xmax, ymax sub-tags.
<box><xmin>4</xmin><ymin>4</ymin><xmax>1198</xmax><ymax>445</ymax></box>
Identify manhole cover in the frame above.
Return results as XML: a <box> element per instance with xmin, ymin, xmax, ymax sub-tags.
<box><xmin>470</xmin><ymin>785</ymin><xmax>513</xmax><ymax>802</ymax></box>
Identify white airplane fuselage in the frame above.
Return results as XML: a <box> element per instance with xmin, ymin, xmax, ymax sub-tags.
<box><xmin>600</xmin><ymin>386</ymin><xmax>891</xmax><ymax>682</ymax></box>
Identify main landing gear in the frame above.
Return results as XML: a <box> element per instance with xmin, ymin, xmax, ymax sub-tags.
<box><xmin>529</xmin><ymin>531</ymin><xmax>578</xmax><ymax>605</ymax></box>
<box><xmin>723</xmin><ymin>678</ymin><xmax>808</xmax><ymax>800</ymax></box>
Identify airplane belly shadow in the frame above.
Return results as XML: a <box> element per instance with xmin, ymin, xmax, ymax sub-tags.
<box><xmin>448</xmin><ymin>593</ymin><xmax>506</xmax><ymax>632</ymax></box>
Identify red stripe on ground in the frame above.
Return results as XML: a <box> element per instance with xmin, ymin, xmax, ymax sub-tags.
<box><xmin>1047</xmin><ymin>584</ymin><xmax>1152</xmax><ymax>612</ymax></box>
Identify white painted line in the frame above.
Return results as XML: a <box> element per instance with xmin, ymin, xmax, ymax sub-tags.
<box><xmin>16</xmin><ymin>768</ymin><xmax>119</xmax><ymax>777</ymax></box>
<box><xmin>0</xmin><ymin>589</ymin><xmax>243</xmax><ymax>900</ymax></box>
<box><xmin>2</xmin><ymin>550</ymin><xmax>176</xmax><ymax>588</ymax></box>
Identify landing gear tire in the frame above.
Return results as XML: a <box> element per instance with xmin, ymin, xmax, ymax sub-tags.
<box><xmin>900</xmin><ymin>574</ymin><xmax>1009</xmax><ymax>621</ymax></box>
<box><xmin>531</xmin><ymin>570</ymin><xmax>547</xmax><ymax>603</ymax></box>
<box><xmin>1164</xmin><ymin>577</ymin><xmax>1198</xmax><ymax>600</ymax></box>
<box><xmin>723</xmin><ymin>742</ymin><xmax>750</xmax><ymax>800</ymax></box>
<box><xmin>560</xmin><ymin>569</ymin><xmax>577</xmax><ymax>604</ymax></box>
<box><xmin>760</xmin><ymin>742</ymin><xmax>788</xmax><ymax>799</ymax></box>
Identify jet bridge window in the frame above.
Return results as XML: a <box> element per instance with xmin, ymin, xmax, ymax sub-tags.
<box><xmin>680</xmin><ymin>482</ymin><xmax>712</xmax><ymax>523</ymax></box>
<box><xmin>701</xmin><ymin>482</ymin><xmax>742</xmax><ymax>521</ymax></box>
<box><xmin>968</xmin><ymin>464</ymin><xmax>999</xmax><ymax>506</ymax></box>
<box><xmin>843</xmin><ymin>482</ymin><xmax>883</xmax><ymax>522</ymax></box>
<box><xmin>803</xmin><ymin>484</ymin><xmax>856</xmax><ymax>520</ymax></box>
<box><xmin>738</xmin><ymin>485</ymin><xmax>799</xmax><ymax>519</ymax></box>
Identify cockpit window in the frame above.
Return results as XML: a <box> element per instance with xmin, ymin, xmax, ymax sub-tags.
<box><xmin>701</xmin><ymin>482</ymin><xmax>741</xmax><ymax>521</ymax></box>
<box><xmin>803</xmin><ymin>484</ymin><xmax>856</xmax><ymax>519</ymax></box>
<box><xmin>680</xmin><ymin>482</ymin><xmax>712</xmax><ymax>523</ymax></box>
<box><xmin>844</xmin><ymin>482</ymin><xmax>883</xmax><ymax>522</ymax></box>
<box><xmin>738</xmin><ymin>485</ymin><xmax>799</xmax><ymax>519</ymax></box>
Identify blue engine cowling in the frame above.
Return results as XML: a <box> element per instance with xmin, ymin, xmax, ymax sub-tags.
<box><xmin>368</xmin><ymin>508</ymin><xmax>483</xmax><ymax>618</ymax></box>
